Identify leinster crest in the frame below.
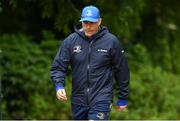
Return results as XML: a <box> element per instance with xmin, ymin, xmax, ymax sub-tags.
<box><xmin>73</xmin><ymin>45</ymin><xmax>81</xmax><ymax>53</ymax></box>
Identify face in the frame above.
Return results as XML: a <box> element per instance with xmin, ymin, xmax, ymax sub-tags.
<box><xmin>82</xmin><ymin>18</ymin><xmax>102</xmax><ymax>37</ymax></box>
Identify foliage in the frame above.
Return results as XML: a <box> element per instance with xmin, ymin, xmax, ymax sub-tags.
<box><xmin>136</xmin><ymin>0</ymin><xmax>180</xmax><ymax>73</ymax></box>
<box><xmin>127</xmin><ymin>43</ymin><xmax>151</xmax><ymax>71</ymax></box>
<box><xmin>111</xmin><ymin>66</ymin><xmax>180</xmax><ymax>120</ymax></box>
<box><xmin>0</xmin><ymin>34</ymin><xmax>71</xmax><ymax>119</ymax></box>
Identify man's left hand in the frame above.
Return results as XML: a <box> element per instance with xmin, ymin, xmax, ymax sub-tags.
<box><xmin>117</xmin><ymin>105</ymin><xmax>127</xmax><ymax>111</ymax></box>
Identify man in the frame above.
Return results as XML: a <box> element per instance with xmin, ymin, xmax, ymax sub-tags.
<box><xmin>50</xmin><ymin>5</ymin><xmax>130</xmax><ymax>120</ymax></box>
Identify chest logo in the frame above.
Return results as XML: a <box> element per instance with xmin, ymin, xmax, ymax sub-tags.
<box><xmin>73</xmin><ymin>45</ymin><xmax>82</xmax><ymax>53</ymax></box>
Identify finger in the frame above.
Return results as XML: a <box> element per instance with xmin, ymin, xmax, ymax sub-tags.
<box><xmin>117</xmin><ymin>108</ymin><xmax>124</xmax><ymax>111</ymax></box>
<box><xmin>57</xmin><ymin>93</ymin><xmax>67</xmax><ymax>101</ymax></box>
<box><xmin>62</xmin><ymin>89</ymin><xmax>66</xmax><ymax>96</ymax></box>
<box><xmin>59</xmin><ymin>93</ymin><xmax>67</xmax><ymax>100</ymax></box>
<box><xmin>58</xmin><ymin>90</ymin><xmax>67</xmax><ymax>99</ymax></box>
<box><xmin>57</xmin><ymin>90</ymin><xmax>65</xmax><ymax>97</ymax></box>
<box><xmin>117</xmin><ymin>105</ymin><xmax>127</xmax><ymax>111</ymax></box>
<box><xmin>57</xmin><ymin>89</ymin><xmax>66</xmax><ymax>96</ymax></box>
<box><xmin>57</xmin><ymin>90</ymin><xmax>67</xmax><ymax>100</ymax></box>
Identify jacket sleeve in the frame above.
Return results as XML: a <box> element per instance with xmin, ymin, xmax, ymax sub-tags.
<box><xmin>50</xmin><ymin>37</ymin><xmax>71</xmax><ymax>90</ymax></box>
<box><xmin>111</xmin><ymin>38</ymin><xmax>130</xmax><ymax>100</ymax></box>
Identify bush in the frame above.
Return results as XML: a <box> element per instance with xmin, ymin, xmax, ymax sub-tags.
<box><xmin>110</xmin><ymin>65</ymin><xmax>180</xmax><ymax>120</ymax></box>
<box><xmin>0</xmin><ymin>33</ymin><xmax>72</xmax><ymax>119</ymax></box>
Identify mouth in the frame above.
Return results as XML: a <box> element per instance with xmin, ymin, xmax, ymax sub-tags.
<box><xmin>86</xmin><ymin>30</ymin><xmax>93</xmax><ymax>33</ymax></box>
<box><xmin>84</xmin><ymin>30</ymin><xmax>94</xmax><ymax>37</ymax></box>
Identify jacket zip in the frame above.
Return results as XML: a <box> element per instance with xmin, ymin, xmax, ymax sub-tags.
<box><xmin>86</xmin><ymin>40</ymin><xmax>93</xmax><ymax>105</ymax></box>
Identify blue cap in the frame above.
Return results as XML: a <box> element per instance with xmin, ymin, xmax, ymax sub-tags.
<box><xmin>80</xmin><ymin>5</ymin><xmax>100</xmax><ymax>22</ymax></box>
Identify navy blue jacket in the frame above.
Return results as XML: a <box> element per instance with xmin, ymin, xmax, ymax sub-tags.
<box><xmin>50</xmin><ymin>26</ymin><xmax>130</xmax><ymax>106</ymax></box>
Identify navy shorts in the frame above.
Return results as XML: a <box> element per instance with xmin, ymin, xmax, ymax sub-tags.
<box><xmin>72</xmin><ymin>101</ymin><xmax>112</xmax><ymax>120</ymax></box>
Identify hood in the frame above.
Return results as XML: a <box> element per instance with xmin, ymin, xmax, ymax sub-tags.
<box><xmin>74</xmin><ymin>23</ymin><xmax>109</xmax><ymax>41</ymax></box>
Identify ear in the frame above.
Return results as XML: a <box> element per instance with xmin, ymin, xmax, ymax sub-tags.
<box><xmin>98</xmin><ymin>18</ymin><xmax>102</xmax><ymax>26</ymax></box>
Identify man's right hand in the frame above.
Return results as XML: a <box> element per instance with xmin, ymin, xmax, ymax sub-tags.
<box><xmin>56</xmin><ymin>88</ymin><xmax>67</xmax><ymax>101</ymax></box>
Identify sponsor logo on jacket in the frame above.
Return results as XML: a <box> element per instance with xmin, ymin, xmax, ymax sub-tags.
<box><xmin>97</xmin><ymin>49</ymin><xmax>108</xmax><ymax>53</ymax></box>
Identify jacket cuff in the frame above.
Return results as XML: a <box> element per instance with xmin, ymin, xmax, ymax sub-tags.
<box><xmin>116</xmin><ymin>99</ymin><xmax>127</xmax><ymax>106</ymax></box>
<box><xmin>56</xmin><ymin>85</ymin><xmax>64</xmax><ymax>91</ymax></box>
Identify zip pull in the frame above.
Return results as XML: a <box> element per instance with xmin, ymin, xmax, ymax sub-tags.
<box><xmin>89</xmin><ymin>40</ymin><xmax>93</xmax><ymax>46</ymax></box>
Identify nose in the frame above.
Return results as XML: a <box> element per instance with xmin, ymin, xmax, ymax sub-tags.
<box><xmin>86</xmin><ymin>23</ymin><xmax>91</xmax><ymax>28</ymax></box>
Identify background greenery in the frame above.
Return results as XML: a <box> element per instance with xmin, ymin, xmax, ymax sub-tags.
<box><xmin>0</xmin><ymin>0</ymin><xmax>180</xmax><ymax>120</ymax></box>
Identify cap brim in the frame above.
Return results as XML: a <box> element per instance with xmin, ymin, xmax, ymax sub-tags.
<box><xmin>80</xmin><ymin>17</ymin><xmax>99</xmax><ymax>22</ymax></box>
